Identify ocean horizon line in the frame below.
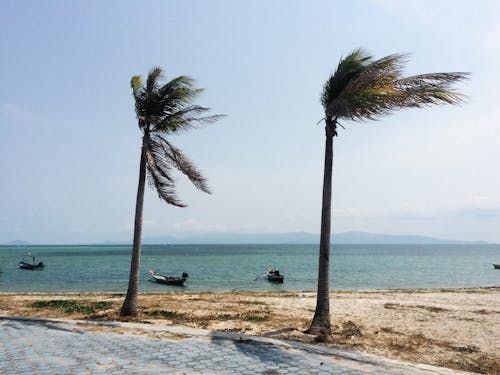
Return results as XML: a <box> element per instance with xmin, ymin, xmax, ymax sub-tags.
<box><xmin>0</xmin><ymin>242</ymin><xmax>495</xmax><ymax>247</ymax></box>
<box><xmin>0</xmin><ymin>230</ymin><xmax>492</xmax><ymax>247</ymax></box>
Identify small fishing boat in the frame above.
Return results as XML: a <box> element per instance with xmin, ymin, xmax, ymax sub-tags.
<box><xmin>149</xmin><ymin>270</ymin><xmax>188</xmax><ymax>286</ymax></box>
<box><xmin>493</xmin><ymin>264</ymin><xmax>500</xmax><ymax>270</ymax></box>
<box><xmin>267</xmin><ymin>268</ymin><xmax>284</xmax><ymax>283</ymax></box>
<box><xmin>18</xmin><ymin>253</ymin><xmax>45</xmax><ymax>270</ymax></box>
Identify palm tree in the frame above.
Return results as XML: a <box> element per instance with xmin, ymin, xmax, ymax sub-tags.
<box><xmin>120</xmin><ymin>67</ymin><xmax>223</xmax><ymax>317</ymax></box>
<box><xmin>307</xmin><ymin>49</ymin><xmax>469</xmax><ymax>339</ymax></box>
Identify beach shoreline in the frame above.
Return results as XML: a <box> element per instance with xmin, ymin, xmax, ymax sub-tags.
<box><xmin>1</xmin><ymin>287</ymin><xmax>499</xmax><ymax>374</ymax></box>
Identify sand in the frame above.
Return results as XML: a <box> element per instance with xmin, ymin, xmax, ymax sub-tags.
<box><xmin>1</xmin><ymin>288</ymin><xmax>498</xmax><ymax>374</ymax></box>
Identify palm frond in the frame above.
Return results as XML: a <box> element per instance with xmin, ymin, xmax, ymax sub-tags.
<box><xmin>130</xmin><ymin>75</ymin><xmax>144</xmax><ymax>99</ymax></box>
<box><xmin>145</xmin><ymin>143</ymin><xmax>186</xmax><ymax>207</ymax></box>
<box><xmin>156</xmin><ymin>135</ymin><xmax>211</xmax><ymax>193</ymax></box>
<box><xmin>342</xmin><ymin>53</ymin><xmax>408</xmax><ymax>95</ymax></box>
<box><xmin>131</xmin><ymin>76</ymin><xmax>146</xmax><ymax>121</ymax></box>
<box><xmin>145</xmin><ymin>139</ymin><xmax>174</xmax><ymax>183</ymax></box>
<box><xmin>145</xmin><ymin>133</ymin><xmax>211</xmax><ymax>204</ymax></box>
<box><xmin>393</xmin><ymin>72</ymin><xmax>469</xmax><ymax>107</ymax></box>
<box><xmin>321</xmin><ymin>48</ymin><xmax>372</xmax><ymax>111</ymax></box>
<box><xmin>322</xmin><ymin>49</ymin><xmax>469</xmax><ymax>121</ymax></box>
<box><xmin>155</xmin><ymin>105</ymin><xmax>225</xmax><ymax>133</ymax></box>
<box><xmin>131</xmin><ymin>66</ymin><xmax>223</xmax><ymax>207</ymax></box>
<box><xmin>325</xmin><ymin>53</ymin><xmax>406</xmax><ymax>119</ymax></box>
<box><xmin>159</xmin><ymin>75</ymin><xmax>199</xmax><ymax>97</ymax></box>
<box><xmin>146</xmin><ymin>66</ymin><xmax>163</xmax><ymax>95</ymax></box>
<box><xmin>131</xmin><ymin>69</ymin><xmax>223</xmax><ymax>133</ymax></box>
<box><xmin>146</xmin><ymin>167</ymin><xmax>186</xmax><ymax>207</ymax></box>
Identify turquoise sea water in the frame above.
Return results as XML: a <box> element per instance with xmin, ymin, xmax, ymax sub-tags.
<box><xmin>0</xmin><ymin>244</ymin><xmax>499</xmax><ymax>292</ymax></box>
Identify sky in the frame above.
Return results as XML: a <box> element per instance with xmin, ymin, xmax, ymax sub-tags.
<box><xmin>1</xmin><ymin>0</ymin><xmax>499</xmax><ymax>244</ymax></box>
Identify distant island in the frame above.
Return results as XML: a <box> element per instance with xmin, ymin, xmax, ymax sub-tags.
<box><xmin>0</xmin><ymin>240</ymin><xmax>33</xmax><ymax>246</ymax></box>
<box><xmin>138</xmin><ymin>231</ymin><xmax>487</xmax><ymax>245</ymax></box>
<box><xmin>1</xmin><ymin>231</ymin><xmax>488</xmax><ymax>246</ymax></box>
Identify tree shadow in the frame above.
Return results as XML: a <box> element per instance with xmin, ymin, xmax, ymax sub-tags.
<box><xmin>207</xmin><ymin>334</ymin><xmax>311</xmax><ymax>373</ymax></box>
<box><xmin>205</xmin><ymin>329</ymin><xmax>391</xmax><ymax>372</ymax></box>
<box><xmin>0</xmin><ymin>317</ymin><xmax>84</xmax><ymax>334</ymax></box>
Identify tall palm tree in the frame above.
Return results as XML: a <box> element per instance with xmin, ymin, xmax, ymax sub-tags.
<box><xmin>307</xmin><ymin>49</ymin><xmax>469</xmax><ymax>338</ymax></box>
<box><xmin>120</xmin><ymin>67</ymin><xmax>223</xmax><ymax>317</ymax></box>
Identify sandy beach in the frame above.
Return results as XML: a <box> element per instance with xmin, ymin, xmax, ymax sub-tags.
<box><xmin>1</xmin><ymin>288</ymin><xmax>498</xmax><ymax>374</ymax></box>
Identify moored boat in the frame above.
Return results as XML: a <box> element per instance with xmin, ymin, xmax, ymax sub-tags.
<box><xmin>18</xmin><ymin>253</ymin><xmax>45</xmax><ymax>270</ymax></box>
<box><xmin>149</xmin><ymin>270</ymin><xmax>188</xmax><ymax>286</ymax></box>
<box><xmin>493</xmin><ymin>264</ymin><xmax>500</xmax><ymax>270</ymax></box>
<box><xmin>267</xmin><ymin>268</ymin><xmax>284</xmax><ymax>283</ymax></box>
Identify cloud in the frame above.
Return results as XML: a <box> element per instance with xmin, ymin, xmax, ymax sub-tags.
<box><xmin>143</xmin><ymin>220</ymin><xmax>158</xmax><ymax>227</ymax></box>
<box><xmin>473</xmin><ymin>196</ymin><xmax>490</xmax><ymax>202</ymax></box>
<box><xmin>70</xmin><ymin>227</ymin><xmax>86</xmax><ymax>233</ymax></box>
<box><xmin>0</xmin><ymin>103</ymin><xmax>43</xmax><ymax>124</ymax></box>
<box><xmin>118</xmin><ymin>223</ymin><xmax>133</xmax><ymax>232</ymax></box>
<box><xmin>118</xmin><ymin>220</ymin><xmax>160</xmax><ymax>233</ymax></box>
<box><xmin>335</xmin><ymin>205</ymin><xmax>435</xmax><ymax>221</ymax></box>
<box><xmin>0</xmin><ymin>103</ymin><xmax>18</xmax><ymax>117</ymax></box>
<box><xmin>335</xmin><ymin>197</ymin><xmax>500</xmax><ymax>222</ymax></box>
<box><xmin>451</xmin><ymin>206</ymin><xmax>500</xmax><ymax>220</ymax></box>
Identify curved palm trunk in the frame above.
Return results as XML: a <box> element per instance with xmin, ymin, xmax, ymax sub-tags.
<box><xmin>120</xmin><ymin>132</ymin><xmax>149</xmax><ymax>317</ymax></box>
<box><xmin>307</xmin><ymin>118</ymin><xmax>336</xmax><ymax>338</ymax></box>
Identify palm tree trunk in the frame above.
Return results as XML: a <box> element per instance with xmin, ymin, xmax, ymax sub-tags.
<box><xmin>307</xmin><ymin>118</ymin><xmax>335</xmax><ymax>338</ymax></box>
<box><xmin>120</xmin><ymin>132</ymin><xmax>149</xmax><ymax>317</ymax></box>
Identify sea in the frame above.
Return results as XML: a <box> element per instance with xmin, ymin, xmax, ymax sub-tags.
<box><xmin>0</xmin><ymin>244</ymin><xmax>499</xmax><ymax>293</ymax></box>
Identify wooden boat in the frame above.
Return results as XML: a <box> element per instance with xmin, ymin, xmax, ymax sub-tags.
<box><xmin>149</xmin><ymin>270</ymin><xmax>188</xmax><ymax>286</ymax></box>
<box><xmin>267</xmin><ymin>268</ymin><xmax>284</xmax><ymax>283</ymax></box>
<box><xmin>18</xmin><ymin>253</ymin><xmax>45</xmax><ymax>270</ymax></box>
<box><xmin>493</xmin><ymin>264</ymin><xmax>500</xmax><ymax>270</ymax></box>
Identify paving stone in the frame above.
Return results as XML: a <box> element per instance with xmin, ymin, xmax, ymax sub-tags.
<box><xmin>0</xmin><ymin>318</ymin><xmax>470</xmax><ymax>375</ymax></box>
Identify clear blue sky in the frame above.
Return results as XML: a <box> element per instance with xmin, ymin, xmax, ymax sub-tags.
<box><xmin>1</xmin><ymin>0</ymin><xmax>499</xmax><ymax>243</ymax></box>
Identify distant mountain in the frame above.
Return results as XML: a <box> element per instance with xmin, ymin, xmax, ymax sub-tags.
<box><xmin>143</xmin><ymin>232</ymin><xmax>318</xmax><ymax>245</ymax></box>
<box><xmin>332</xmin><ymin>231</ymin><xmax>486</xmax><ymax>244</ymax></box>
<box><xmin>6</xmin><ymin>231</ymin><xmax>486</xmax><ymax>246</ymax></box>
<box><xmin>139</xmin><ymin>231</ymin><xmax>484</xmax><ymax>245</ymax></box>
<box><xmin>0</xmin><ymin>240</ymin><xmax>32</xmax><ymax>246</ymax></box>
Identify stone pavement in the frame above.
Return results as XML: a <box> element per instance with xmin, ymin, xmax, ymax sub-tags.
<box><xmin>0</xmin><ymin>316</ymin><xmax>472</xmax><ymax>375</ymax></box>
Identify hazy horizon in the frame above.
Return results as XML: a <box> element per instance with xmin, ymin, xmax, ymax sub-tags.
<box><xmin>1</xmin><ymin>230</ymin><xmax>493</xmax><ymax>246</ymax></box>
<box><xmin>2</xmin><ymin>1</ymin><xmax>500</xmax><ymax>244</ymax></box>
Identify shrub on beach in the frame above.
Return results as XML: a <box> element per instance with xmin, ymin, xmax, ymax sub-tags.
<box><xmin>31</xmin><ymin>300</ymin><xmax>112</xmax><ymax>314</ymax></box>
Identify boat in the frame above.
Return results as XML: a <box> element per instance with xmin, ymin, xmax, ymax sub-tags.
<box><xmin>267</xmin><ymin>268</ymin><xmax>284</xmax><ymax>283</ymax></box>
<box><xmin>149</xmin><ymin>270</ymin><xmax>188</xmax><ymax>286</ymax></box>
<box><xmin>494</xmin><ymin>264</ymin><xmax>500</xmax><ymax>270</ymax></box>
<box><xmin>18</xmin><ymin>253</ymin><xmax>45</xmax><ymax>270</ymax></box>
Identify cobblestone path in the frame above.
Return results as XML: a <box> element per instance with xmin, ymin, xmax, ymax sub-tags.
<box><xmin>0</xmin><ymin>318</ymin><xmax>470</xmax><ymax>374</ymax></box>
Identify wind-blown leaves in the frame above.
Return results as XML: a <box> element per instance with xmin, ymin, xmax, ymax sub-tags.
<box><xmin>155</xmin><ymin>105</ymin><xmax>225</xmax><ymax>134</ymax></box>
<box><xmin>144</xmin><ymin>134</ymin><xmax>211</xmax><ymax>207</ymax></box>
<box><xmin>130</xmin><ymin>76</ymin><xmax>144</xmax><ymax>99</ymax></box>
<box><xmin>146</xmin><ymin>66</ymin><xmax>163</xmax><ymax>95</ymax></box>
<box><xmin>145</xmin><ymin>157</ymin><xmax>185</xmax><ymax>207</ymax></box>
<box><xmin>132</xmin><ymin>67</ymin><xmax>222</xmax><ymax>207</ymax></box>
<box><xmin>159</xmin><ymin>136</ymin><xmax>211</xmax><ymax>193</ymax></box>
<box><xmin>322</xmin><ymin>49</ymin><xmax>469</xmax><ymax>121</ymax></box>
<box><xmin>393</xmin><ymin>72</ymin><xmax>469</xmax><ymax>108</ymax></box>
<box><xmin>321</xmin><ymin>49</ymin><xmax>372</xmax><ymax>111</ymax></box>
